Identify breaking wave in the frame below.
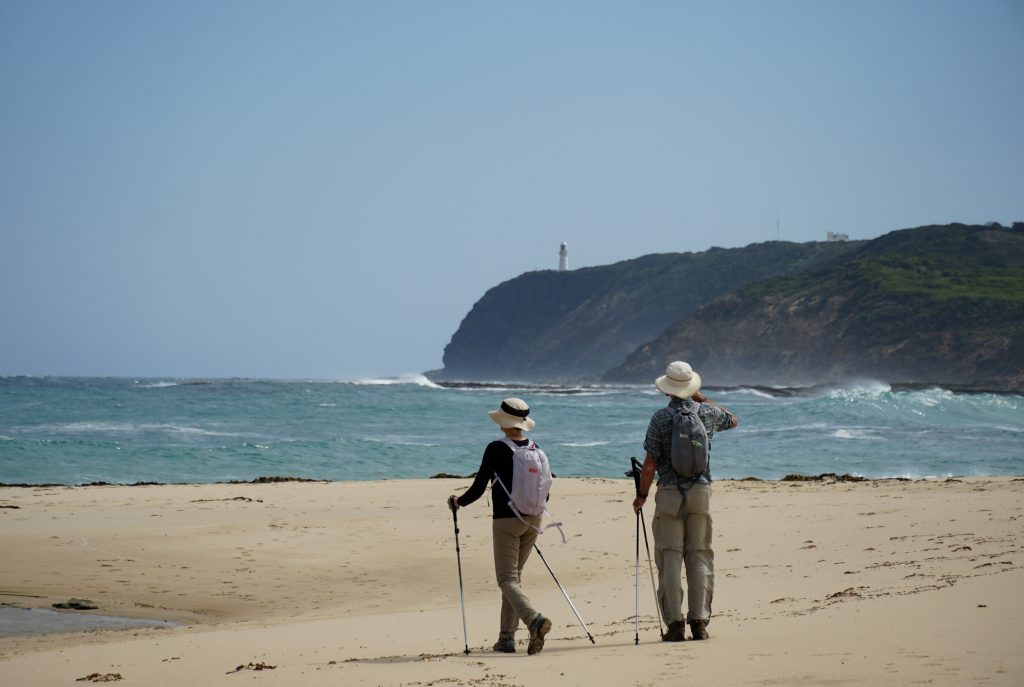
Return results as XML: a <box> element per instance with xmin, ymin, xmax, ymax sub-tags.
<box><xmin>350</xmin><ymin>373</ymin><xmax>442</xmax><ymax>389</ymax></box>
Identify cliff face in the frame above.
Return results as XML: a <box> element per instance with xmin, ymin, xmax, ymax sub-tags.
<box><xmin>604</xmin><ymin>224</ymin><xmax>1024</xmax><ymax>391</ymax></box>
<box><xmin>437</xmin><ymin>241</ymin><xmax>863</xmax><ymax>381</ymax></box>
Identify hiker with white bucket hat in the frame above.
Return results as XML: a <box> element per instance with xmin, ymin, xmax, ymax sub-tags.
<box><xmin>632</xmin><ymin>361</ymin><xmax>739</xmax><ymax>642</ymax></box>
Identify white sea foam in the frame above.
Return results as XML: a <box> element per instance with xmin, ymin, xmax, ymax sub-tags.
<box><xmin>994</xmin><ymin>425</ymin><xmax>1024</xmax><ymax>433</ymax></box>
<box><xmin>559</xmin><ymin>440</ymin><xmax>611</xmax><ymax>448</ymax></box>
<box><xmin>832</xmin><ymin>429</ymin><xmax>882</xmax><ymax>440</ymax></box>
<box><xmin>532</xmin><ymin>390</ymin><xmax>616</xmax><ymax>397</ymax></box>
<box><xmin>726</xmin><ymin>387</ymin><xmax>777</xmax><ymax>399</ymax></box>
<box><xmin>139</xmin><ymin>381</ymin><xmax>179</xmax><ymax>389</ymax></box>
<box><xmin>351</xmin><ymin>373</ymin><xmax>442</xmax><ymax>389</ymax></box>
<box><xmin>828</xmin><ymin>379</ymin><xmax>892</xmax><ymax>397</ymax></box>
<box><xmin>362</xmin><ymin>436</ymin><xmax>440</xmax><ymax>447</ymax></box>
<box><xmin>892</xmin><ymin>387</ymin><xmax>955</xmax><ymax>408</ymax></box>
<box><xmin>739</xmin><ymin>422</ymin><xmax>832</xmax><ymax>434</ymax></box>
<box><xmin>877</xmin><ymin>472</ymin><xmax>955</xmax><ymax>480</ymax></box>
<box><xmin>33</xmin><ymin>422</ymin><xmax>245</xmax><ymax>438</ymax></box>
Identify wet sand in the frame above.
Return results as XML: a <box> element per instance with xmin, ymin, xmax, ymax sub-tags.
<box><xmin>1</xmin><ymin>477</ymin><xmax>1021</xmax><ymax>685</ymax></box>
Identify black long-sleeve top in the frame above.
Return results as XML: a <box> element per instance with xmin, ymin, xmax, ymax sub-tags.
<box><xmin>456</xmin><ymin>438</ymin><xmax>530</xmax><ymax>519</ymax></box>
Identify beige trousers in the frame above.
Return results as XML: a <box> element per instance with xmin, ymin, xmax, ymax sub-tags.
<box><xmin>652</xmin><ymin>483</ymin><xmax>714</xmax><ymax>624</ymax></box>
<box><xmin>492</xmin><ymin>515</ymin><xmax>543</xmax><ymax>639</ymax></box>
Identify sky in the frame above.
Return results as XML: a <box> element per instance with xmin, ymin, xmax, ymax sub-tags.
<box><xmin>1</xmin><ymin>1</ymin><xmax>1022</xmax><ymax>379</ymax></box>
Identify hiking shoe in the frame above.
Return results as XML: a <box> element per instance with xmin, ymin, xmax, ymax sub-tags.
<box><xmin>493</xmin><ymin>638</ymin><xmax>516</xmax><ymax>653</ymax></box>
<box><xmin>527</xmin><ymin>614</ymin><xmax>552</xmax><ymax>655</ymax></box>
<box><xmin>662</xmin><ymin>620</ymin><xmax>686</xmax><ymax>642</ymax></box>
<box><xmin>689</xmin><ymin>619</ymin><xmax>709</xmax><ymax>640</ymax></box>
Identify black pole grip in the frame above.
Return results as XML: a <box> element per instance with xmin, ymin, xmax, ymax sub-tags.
<box><xmin>626</xmin><ymin>457</ymin><xmax>643</xmax><ymax>496</ymax></box>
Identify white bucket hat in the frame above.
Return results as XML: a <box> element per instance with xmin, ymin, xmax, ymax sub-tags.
<box><xmin>655</xmin><ymin>361</ymin><xmax>702</xmax><ymax>399</ymax></box>
<box><xmin>488</xmin><ymin>397</ymin><xmax>536</xmax><ymax>431</ymax></box>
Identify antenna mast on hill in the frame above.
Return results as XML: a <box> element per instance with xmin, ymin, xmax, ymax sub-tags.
<box><xmin>776</xmin><ymin>213</ymin><xmax>781</xmax><ymax>241</ymax></box>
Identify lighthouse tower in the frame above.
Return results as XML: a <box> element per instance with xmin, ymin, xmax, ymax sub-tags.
<box><xmin>559</xmin><ymin>241</ymin><xmax>569</xmax><ymax>271</ymax></box>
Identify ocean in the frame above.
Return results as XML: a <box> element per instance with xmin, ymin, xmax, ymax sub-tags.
<box><xmin>1</xmin><ymin>376</ymin><xmax>1021</xmax><ymax>485</ymax></box>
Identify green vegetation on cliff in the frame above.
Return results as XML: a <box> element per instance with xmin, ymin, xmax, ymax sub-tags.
<box><xmin>606</xmin><ymin>224</ymin><xmax>1024</xmax><ymax>390</ymax></box>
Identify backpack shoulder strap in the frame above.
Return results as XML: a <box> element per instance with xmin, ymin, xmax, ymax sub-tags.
<box><xmin>693</xmin><ymin>402</ymin><xmax>709</xmax><ymax>437</ymax></box>
<box><xmin>500</xmin><ymin>437</ymin><xmax>534</xmax><ymax>452</ymax></box>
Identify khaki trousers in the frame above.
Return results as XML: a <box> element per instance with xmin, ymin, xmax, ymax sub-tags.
<box><xmin>492</xmin><ymin>515</ymin><xmax>543</xmax><ymax>639</ymax></box>
<box><xmin>652</xmin><ymin>483</ymin><xmax>714</xmax><ymax>624</ymax></box>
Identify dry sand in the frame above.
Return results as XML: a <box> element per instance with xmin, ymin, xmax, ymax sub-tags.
<box><xmin>1</xmin><ymin>476</ymin><xmax>1022</xmax><ymax>686</ymax></box>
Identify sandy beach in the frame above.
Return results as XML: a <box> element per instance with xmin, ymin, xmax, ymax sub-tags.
<box><xmin>1</xmin><ymin>476</ymin><xmax>1021</xmax><ymax>686</ymax></box>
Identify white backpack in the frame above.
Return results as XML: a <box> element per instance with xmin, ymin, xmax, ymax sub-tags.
<box><xmin>493</xmin><ymin>438</ymin><xmax>565</xmax><ymax>541</ymax></box>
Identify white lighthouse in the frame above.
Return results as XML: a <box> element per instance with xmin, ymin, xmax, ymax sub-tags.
<box><xmin>559</xmin><ymin>241</ymin><xmax>568</xmax><ymax>271</ymax></box>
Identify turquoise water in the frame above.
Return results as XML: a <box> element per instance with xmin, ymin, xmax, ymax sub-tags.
<box><xmin>0</xmin><ymin>376</ymin><xmax>1021</xmax><ymax>484</ymax></box>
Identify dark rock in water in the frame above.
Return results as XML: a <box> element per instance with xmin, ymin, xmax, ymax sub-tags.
<box><xmin>429</xmin><ymin>473</ymin><xmax>472</xmax><ymax>479</ymax></box>
<box><xmin>781</xmin><ymin>473</ymin><xmax>866</xmax><ymax>482</ymax></box>
<box><xmin>53</xmin><ymin>598</ymin><xmax>99</xmax><ymax>610</ymax></box>
<box><xmin>0</xmin><ymin>483</ymin><xmax>65</xmax><ymax>488</ymax></box>
<box><xmin>227</xmin><ymin>476</ymin><xmax>325</xmax><ymax>484</ymax></box>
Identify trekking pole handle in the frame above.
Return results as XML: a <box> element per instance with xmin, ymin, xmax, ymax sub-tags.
<box><xmin>627</xmin><ymin>457</ymin><xmax>643</xmax><ymax>497</ymax></box>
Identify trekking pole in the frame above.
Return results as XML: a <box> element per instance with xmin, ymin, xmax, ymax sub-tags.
<box><xmin>448</xmin><ymin>496</ymin><xmax>471</xmax><ymax>655</ymax></box>
<box><xmin>639</xmin><ymin>503</ymin><xmax>662</xmax><ymax>639</ymax></box>
<box><xmin>628</xmin><ymin>457</ymin><xmax>665</xmax><ymax>640</ymax></box>
<box><xmin>634</xmin><ymin>508</ymin><xmax>640</xmax><ymax>645</ymax></box>
<box><xmin>533</xmin><ymin>543</ymin><xmax>596</xmax><ymax>644</ymax></box>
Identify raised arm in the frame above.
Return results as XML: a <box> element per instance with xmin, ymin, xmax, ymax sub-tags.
<box><xmin>691</xmin><ymin>391</ymin><xmax>739</xmax><ymax>429</ymax></box>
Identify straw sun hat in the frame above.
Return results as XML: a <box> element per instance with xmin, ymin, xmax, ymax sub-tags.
<box><xmin>488</xmin><ymin>397</ymin><xmax>536</xmax><ymax>431</ymax></box>
<box><xmin>654</xmin><ymin>361</ymin><xmax>702</xmax><ymax>399</ymax></box>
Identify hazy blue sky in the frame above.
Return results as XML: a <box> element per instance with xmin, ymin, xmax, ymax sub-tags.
<box><xmin>2</xmin><ymin>1</ymin><xmax>1022</xmax><ymax>379</ymax></box>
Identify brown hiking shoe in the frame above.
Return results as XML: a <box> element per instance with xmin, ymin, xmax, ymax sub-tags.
<box><xmin>689</xmin><ymin>619</ymin><xmax>709</xmax><ymax>640</ymax></box>
<box><xmin>527</xmin><ymin>614</ymin><xmax>551</xmax><ymax>655</ymax></box>
<box><xmin>662</xmin><ymin>620</ymin><xmax>686</xmax><ymax>642</ymax></box>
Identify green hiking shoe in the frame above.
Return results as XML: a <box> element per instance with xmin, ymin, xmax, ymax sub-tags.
<box><xmin>493</xmin><ymin>637</ymin><xmax>516</xmax><ymax>653</ymax></box>
<box><xmin>527</xmin><ymin>614</ymin><xmax>552</xmax><ymax>655</ymax></box>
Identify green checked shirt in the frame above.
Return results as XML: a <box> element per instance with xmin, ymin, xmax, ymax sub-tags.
<box><xmin>644</xmin><ymin>397</ymin><xmax>736</xmax><ymax>486</ymax></box>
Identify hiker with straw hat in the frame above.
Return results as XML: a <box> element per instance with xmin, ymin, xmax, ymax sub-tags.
<box><xmin>632</xmin><ymin>361</ymin><xmax>739</xmax><ymax>642</ymax></box>
<box><xmin>447</xmin><ymin>398</ymin><xmax>554</xmax><ymax>655</ymax></box>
